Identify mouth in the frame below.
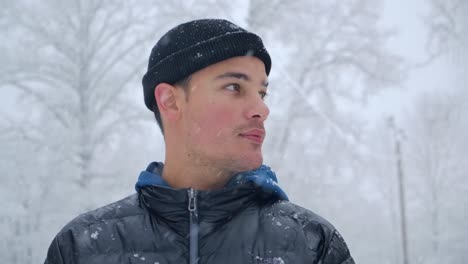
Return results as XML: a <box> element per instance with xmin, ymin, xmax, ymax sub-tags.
<box><xmin>239</xmin><ymin>129</ymin><xmax>265</xmax><ymax>144</ymax></box>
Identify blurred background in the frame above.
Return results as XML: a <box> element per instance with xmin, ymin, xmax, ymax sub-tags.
<box><xmin>1</xmin><ymin>0</ymin><xmax>467</xmax><ymax>263</ymax></box>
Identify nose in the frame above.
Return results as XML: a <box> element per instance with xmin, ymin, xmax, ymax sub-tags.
<box><xmin>245</xmin><ymin>95</ymin><xmax>270</xmax><ymax>122</ymax></box>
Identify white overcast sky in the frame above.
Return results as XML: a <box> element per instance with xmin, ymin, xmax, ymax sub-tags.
<box><xmin>364</xmin><ymin>0</ymin><xmax>450</xmax><ymax>123</ymax></box>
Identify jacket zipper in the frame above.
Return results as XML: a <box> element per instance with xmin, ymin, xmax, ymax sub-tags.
<box><xmin>188</xmin><ymin>188</ymin><xmax>199</xmax><ymax>264</ymax></box>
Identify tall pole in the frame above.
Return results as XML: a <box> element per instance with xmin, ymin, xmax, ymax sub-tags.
<box><xmin>388</xmin><ymin>117</ymin><xmax>409</xmax><ymax>264</ymax></box>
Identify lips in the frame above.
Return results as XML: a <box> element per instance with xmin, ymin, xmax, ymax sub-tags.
<box><xmin>239</xmin><ymin>129</ymin><xmax>265</xmax><ymax>144</ymax></box>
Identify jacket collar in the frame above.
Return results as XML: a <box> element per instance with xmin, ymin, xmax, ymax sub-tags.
<box><xmin>135</xmin><ymin>162</ymin><xmax>288</xmax><ymax>201</ymax></box>
<box><xmin>135</xmin><ymin>162</ymin><xmax>288</xmax><ymax>235</ymax></box>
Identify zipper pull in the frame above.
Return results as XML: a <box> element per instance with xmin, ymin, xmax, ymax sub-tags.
<box><xmin>188</xmin><ymin>188</ymin><xmax>197</xmax><ymax>212</ymax></box>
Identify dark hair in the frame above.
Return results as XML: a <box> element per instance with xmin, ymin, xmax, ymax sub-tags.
<box><xmin>153</xmin><ymin>75</ymin><xmax>192</xmax><ymax>134</ymax></box>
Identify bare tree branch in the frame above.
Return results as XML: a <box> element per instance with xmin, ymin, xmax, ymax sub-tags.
<box><xmin>9</xmin><ymin>81</ymin><xmax>70</xmax><ymax>128</ymax></box>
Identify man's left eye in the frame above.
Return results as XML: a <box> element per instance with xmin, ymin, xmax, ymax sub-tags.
<box><xmin>259</xmin><ymin>91</ymin><xmax>268</xmax><ymax>99</ymax></box>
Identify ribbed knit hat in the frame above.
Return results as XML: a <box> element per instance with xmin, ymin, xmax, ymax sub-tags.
<box><xmin>142</xmin><ymin>19</ymin><xmax>272</xmax><ymax>111</ymax></box>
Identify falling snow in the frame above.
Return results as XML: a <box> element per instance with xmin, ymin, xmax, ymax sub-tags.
<box><xmin>90</xmin><ymin>231</ymin><xmax>99</xmax><ymax>240</ymax></box>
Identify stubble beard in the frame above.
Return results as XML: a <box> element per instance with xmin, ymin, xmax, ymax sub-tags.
<box><xmin>186</xmin><ymin>142</ymin><xmax>263</xmax><ymax>176</ymax></box>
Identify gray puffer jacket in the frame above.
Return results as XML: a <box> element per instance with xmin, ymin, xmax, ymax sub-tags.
<box><xmin>44</xmin><ymin>163</ymin><xmax>355</xmax><ymax>264</ymax></box>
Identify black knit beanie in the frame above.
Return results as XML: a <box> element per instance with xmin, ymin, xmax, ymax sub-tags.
<box><xmin>142</xmin><ymin>19</ymin><xmax>272</xmax><ymax>111</ymax></box>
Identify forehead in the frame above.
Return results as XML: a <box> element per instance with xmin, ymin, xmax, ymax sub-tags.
<box><xmin>190</xmin><ymin>56</ymin><xmax>268</xmax><ymax>81</ymax></box>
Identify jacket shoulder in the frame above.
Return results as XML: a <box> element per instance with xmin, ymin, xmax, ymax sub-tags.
<box><xmin>263</xmin><ymin>200</ymin><xmax>355</xmax><ymax>264</ymax></box>
<box><xmin>59</xmin><ymin>193</ymin><xmax>144</xmax><ymax>232</ymax></box>
<box><xmin>264</xmin><ymin>200</ymin><xmax>335</xmax><ymax>230</ymax></box>
<box><xmin>45</xmin><ymin>194</ymin><xmax>148</xmax><ymax>263</ymax></box>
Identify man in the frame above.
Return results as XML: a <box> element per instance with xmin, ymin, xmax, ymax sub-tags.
<box><xmin>45</xmin><ymin>19</ymin><xmax>355</xmax><ymax>264</ymax></box>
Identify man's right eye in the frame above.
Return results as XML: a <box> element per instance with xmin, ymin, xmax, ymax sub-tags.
<box><xmin>225</xmin><ymin>84</ymin><xmax>240</xmax><ymax>92</ymax></box>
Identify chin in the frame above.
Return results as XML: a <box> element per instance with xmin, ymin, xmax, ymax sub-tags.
<box><xmin>235</xmin><ymin>154</ymin><xmax>263</xmax><ymax>172</ymax></box>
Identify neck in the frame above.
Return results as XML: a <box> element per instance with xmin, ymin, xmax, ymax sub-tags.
<box><xmin>162</xmin><ymin>130</ymin><xmax>238</xmax><ymax>190</ymax></box>
<box><xmin>162</xmin><ymin>159</ymin><xmax>234</xmax><ymax>190</ymax></box>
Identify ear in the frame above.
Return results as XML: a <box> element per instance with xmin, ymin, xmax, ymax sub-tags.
<box><xmin>154</xmin><ymin>83</ymin><xmax>181</xmax><ymax>121</ymax></box>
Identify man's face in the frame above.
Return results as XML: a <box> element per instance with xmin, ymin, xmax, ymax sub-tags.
<box><xmin>178</xmin><ymin>56</ymin><xmax>269</xmax><ymax>173</ymax></box>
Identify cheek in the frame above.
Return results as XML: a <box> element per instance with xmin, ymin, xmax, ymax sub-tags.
<box><xmin>192</xmin><ymin>103</ymin><xmax>237</xmax><ymax>140</ymax></box>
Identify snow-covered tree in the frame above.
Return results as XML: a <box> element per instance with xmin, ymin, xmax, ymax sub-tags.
<box><xmin>402</xmin><ymin>89</ymin><xmax>468</xmax><ymax>264</ymax></box>
<box><xmin>0</xmin><ymin>0</ymin><xmax>243</xmax><ymax>262</ymax></box>
<box><xmin>245</xmin><ymin>1</ymin><xmax>405</xmax><ymax>263</ymax></box>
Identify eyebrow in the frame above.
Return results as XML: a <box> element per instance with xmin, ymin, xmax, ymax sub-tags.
<box><xmin>215</xmin><ymin>72</ymin><xmax>269</xmax><ymax>88</ymax></box>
